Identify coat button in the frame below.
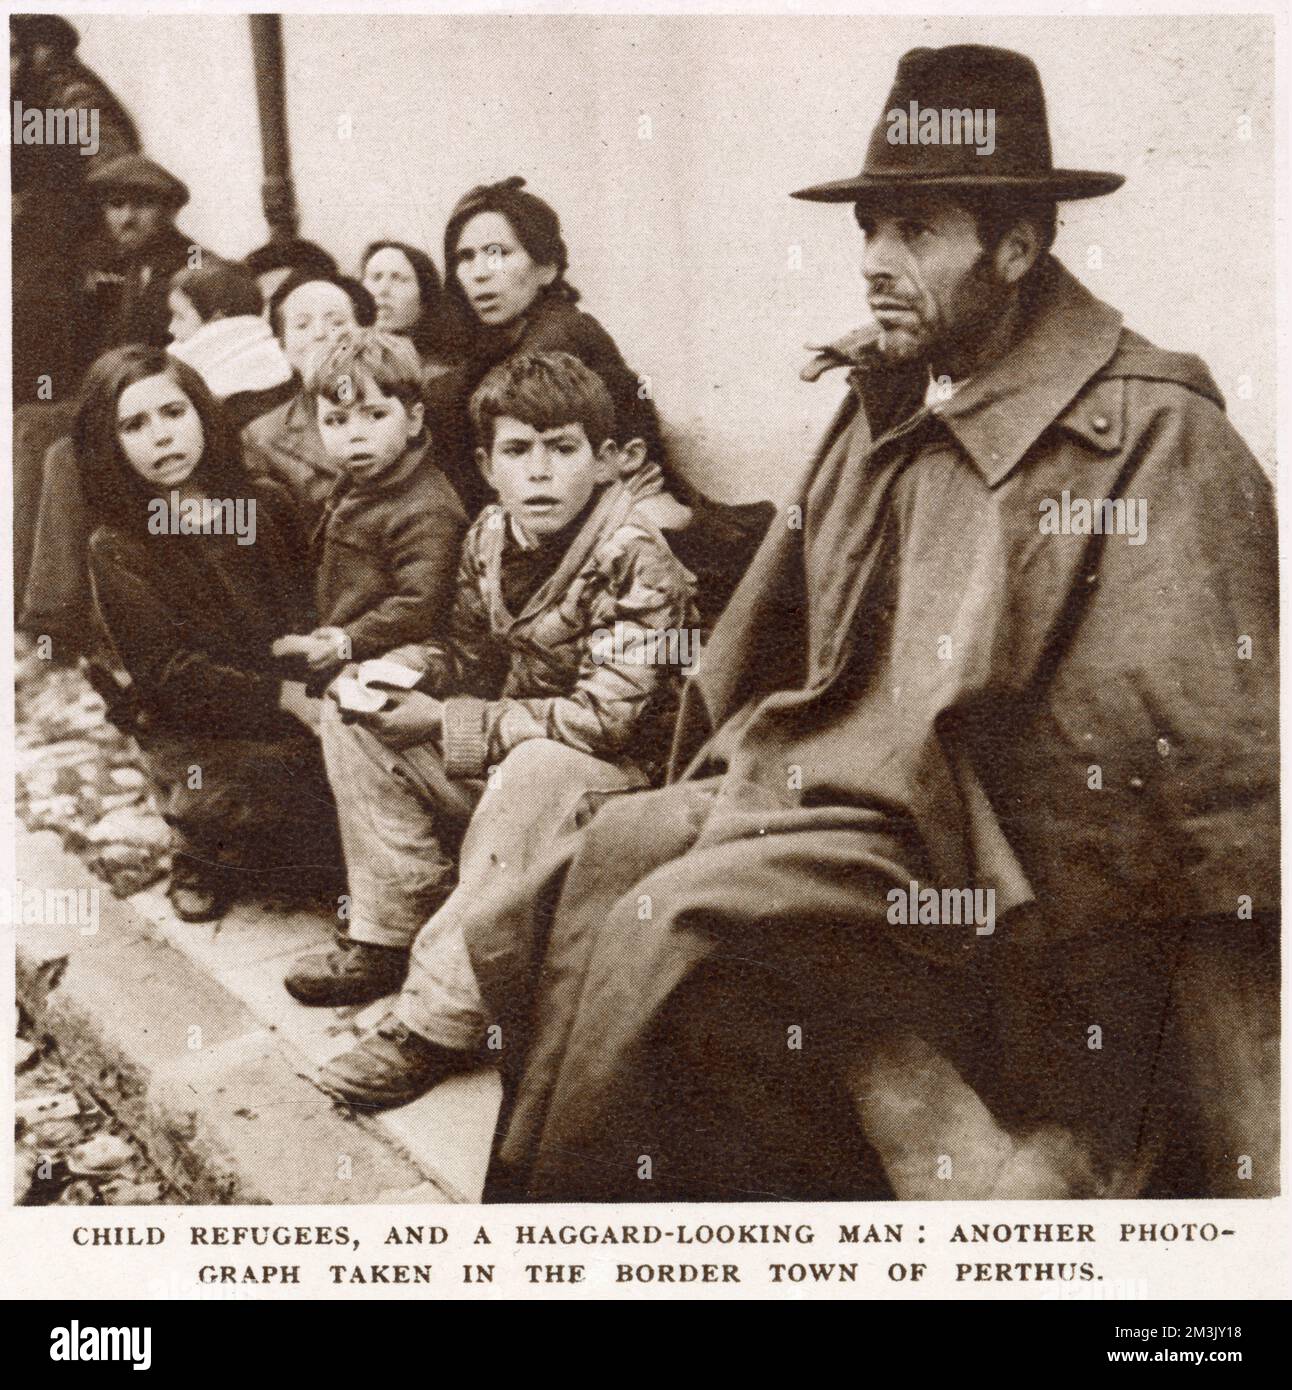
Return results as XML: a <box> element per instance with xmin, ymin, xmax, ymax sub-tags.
<box><xmin>1129</xmin><ymin>775</ymin><xmax>1145</xmax><ymax>790</ymax></box>
<box><xmin>1091</xmin><ymin>415</ymin><xmax>1111</xmax><ymax>433</ymax></box>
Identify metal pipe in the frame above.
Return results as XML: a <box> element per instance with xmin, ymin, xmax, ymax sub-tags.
<box><xmin>248</xmin><ymin>14</ymin><xmax>298</xmax><ymax>241</ymax></box>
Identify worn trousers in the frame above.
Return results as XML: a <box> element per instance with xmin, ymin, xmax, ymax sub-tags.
<box><xmin>319</xmin><ymin>701</ymin><xmax>645</xmax><ymax>1048</ymax></box>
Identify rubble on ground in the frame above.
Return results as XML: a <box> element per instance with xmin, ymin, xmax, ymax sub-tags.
<box><xmin>13</xmin><ymin>647</ymin><xmax>181</xmax><ymax>1204</ymax></box>
<box><xmin>14</xmin><ymin>645</ymin><xmax>336</xmax><ymax>910</ymax></box>
<box><xmin>15</xmin><ymin>1020</ymin><xmax>176</xmax><ymax>1207</ymax></box>
<box><xmin>14</xmin><ymin>648</ymin><xmax>171</xmax><ymax>898</ymax></box>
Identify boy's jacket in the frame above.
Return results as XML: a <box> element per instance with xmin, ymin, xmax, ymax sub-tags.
<box><xmin>404</xmin><ymin>481</ymin><xmax>699</xmax><ymax>781</ymax></box>
<box><xmin>312</xmin><ymin>441</ymin><xmax>467</xmax><ymax>662</ymax></box>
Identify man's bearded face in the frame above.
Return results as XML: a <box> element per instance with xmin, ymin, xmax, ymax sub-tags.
<box><xmin>858</xmin><ymin>193</ymin><xmax>1013</xmax><ymax>371</ymax></box>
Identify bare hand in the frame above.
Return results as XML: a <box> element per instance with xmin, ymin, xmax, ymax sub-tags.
<box><xmin>356</xmin><ymin>690</ymin><xmax>444</xmax><ymax>749</ymax></box>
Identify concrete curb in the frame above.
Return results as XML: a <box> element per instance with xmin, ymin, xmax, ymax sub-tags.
<box><xmin>15</xmin><ymin>826</ymin><xmax>452</xmax><ymax>1204</ymax></box>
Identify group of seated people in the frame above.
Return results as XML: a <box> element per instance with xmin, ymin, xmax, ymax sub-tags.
<box><xmin>22</xmin><ymin>159</ymin><xmax>772</xmax><ymax>1109</ymax></box>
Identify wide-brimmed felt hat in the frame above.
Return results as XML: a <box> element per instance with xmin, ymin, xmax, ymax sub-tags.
<box><xmin>792</xmin><ymin>44</ymin><xmax>1123</xmax><ymax>205</ymax></box>
<box><xmin>87</xmin><ymin>154</ymin><xmax>189</xmax><ymax>210</ymax></box>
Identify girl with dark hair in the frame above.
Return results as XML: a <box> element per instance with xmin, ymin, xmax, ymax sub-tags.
<box><xmin>360</xmin><ymin>240</ymin><xmax>457</xmax><ymax>369</ymax></box>
<box><xmin>80</xmin><ymin>345</ymin><xmax>337</xmax><ymax>921</ymax></box>
<box><xmin>18</xmin><ymin>264</ymin><xmax>310</xmax><ymax>655</ymax></box>
<box><xmin>242</xmin><ymin>270</ymin><xmax>377</xmax><ymax>532</ymax></box>
<box><xmin>432</xmin><ymin>177</ymin><xmax>773</xmax><ymax>622</ymax></box>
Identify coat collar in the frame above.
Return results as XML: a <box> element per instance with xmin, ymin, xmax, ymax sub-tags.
<box><xmin>346</xmin><ymin>437</ymin><xmax>431</xmax><ymax>499</ymax></box>
<box><xmin>275</xmin><ymin>391</ymin><xmax>340</xmax><ymax>475</ymax></box>
<box><xmin>932</xmin><ymin>259</ymin><xmax>1124</xmax><ymax>486</ymax></box>
<box><xmin>281</xmin><ymin>389</ymin><xmax>317</xmax><ymax>438</ymax></box>
<box><xmin>318</xmin><ymin>438</ymin><xmax>431</xmax><ymax>527</ymax></box>
<box><xmin>803</xmin><ymin>257</ymin><xmax>1125</xmax><ymax>488</ymax></box>
<box><xmin>483</xmin><ymin>480</ymin><xmax>640</xmax><ymax>627</ymax></box>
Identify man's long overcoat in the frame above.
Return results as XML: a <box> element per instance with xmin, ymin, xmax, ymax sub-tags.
<box><xmin>473</xmin><ymin>257</ymin><xmax>1278</xmax><ymax>1197</ymax></box>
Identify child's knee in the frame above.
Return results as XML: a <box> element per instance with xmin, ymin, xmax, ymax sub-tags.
<box><xmin>494</xmin><ymin>738</ymin><xmax>594</xmax><ymax>784</ymax></box>
<box><xmin>320</xmin><ymin>700</ymin><xmax>386</xmax><ymax>767</ymax></box>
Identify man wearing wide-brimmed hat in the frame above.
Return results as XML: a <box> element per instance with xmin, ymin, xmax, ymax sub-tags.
<box><xmin>315</xmin><ymin>46</ymin><xmax>1277</xmax><ymax>1205</ymax></box>
<box><xmin>792</xmin><ymin>43</ymin><xmax>1124</xmax><ymax>384</ymax></box>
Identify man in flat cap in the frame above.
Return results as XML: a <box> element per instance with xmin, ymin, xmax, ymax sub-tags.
<box><xmin>315</xmin><ymin>46</ymin><xmax>1277</xmax><ymax>1203</ymax></box>
<box><xmin>81</xmin><ymin>153</ymin><xmax>208</xmax><ymax>358</ymax></box>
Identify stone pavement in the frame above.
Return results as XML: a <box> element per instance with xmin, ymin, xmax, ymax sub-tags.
<box><xmin>12</xmin><ymin>650</ymin><xmax>500</xmax><ymax>1204</ymax></box>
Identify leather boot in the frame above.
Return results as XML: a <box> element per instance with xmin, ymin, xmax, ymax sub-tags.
<box><xmin>284</xmin><ymin>937</ymin><xmax>408</xmax><ymax>1007</ymax></box>
<box><xmin>316</xmin><ymin>1014</ymin><xmax>483</xmax><ymax>1109</ymax></box>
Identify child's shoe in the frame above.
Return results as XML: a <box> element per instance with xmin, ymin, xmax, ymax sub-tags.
<box><xmin>284</xmin><ymin>938</ymin><xmax>408</xmax><ymax>1007</ymax></box>
<box><xmin>315</xmin><ymin>1014</ymin><xmax>482</xmax><ymax>1108</ymax></box>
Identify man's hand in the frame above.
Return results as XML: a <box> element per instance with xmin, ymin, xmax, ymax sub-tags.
<box><xmin>356</xmin><ymin>690</ymin><xmax>444</xmax><ymax>750</ymax></box>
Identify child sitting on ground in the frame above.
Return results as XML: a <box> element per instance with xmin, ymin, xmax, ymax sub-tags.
<box><xmin>272</xmin><ymin>329</ymin><xmax>466</xmax><ymax>686</ymax></box>
<box><xmin>284</xmin><ymin>352</ymin><xmax>700</xmax><ymax>1114</ymax></box>
<box><xmin>80</xmin><ymin>345</ymin><xmax>336</xmax><ymax>922</ymax></box>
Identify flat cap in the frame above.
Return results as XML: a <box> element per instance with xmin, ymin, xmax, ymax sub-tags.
<box><xmin>87</xmin><ymin>154</ymin><xmax>189</xmax><ymax>209</ymax></box>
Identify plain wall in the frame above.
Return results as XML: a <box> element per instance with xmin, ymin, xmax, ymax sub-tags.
<box><xmin>73</xmin><ymin>12</ymin><xmax>1277</xmax><ymax>499</ymax></box>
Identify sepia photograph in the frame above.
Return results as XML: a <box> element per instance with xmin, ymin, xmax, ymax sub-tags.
<box><xmin>2</xmin><ymin>0</ymin><xmax>1286</xmax><ymax>1313</ymax></box>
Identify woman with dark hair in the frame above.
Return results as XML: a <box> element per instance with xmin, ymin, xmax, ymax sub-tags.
<box><xmin>360</xmin><ymin>239</ymin><xmax>456</xmax><ymax>370</ymax></box>
<box><xmin>432</xmin><ymin>177</ymin><xmax>772</xmax><ymax>617</ymax></box>
<box><xmin>241</xmin><ymin>269</ymin><xmax>377</xmax><ymax>532</ymax></box>
<box><xmin>435</xmin><ymin>177</ymin><xmax>664</xmax><ymax>482</ymax></box>
<box><xmin>167</xmin><ymin>260</ymin><xmax>295</xmax><ymax>430</ymax></box>
<box><xmin>22</xmin><ymin>267</ymin><xmax>380</xmax><ymax>661</ymax></box>
<box><xmin>80</xmin><ymin>344</ymin><xmax>337</xmax><ymax>921</ymax></box>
